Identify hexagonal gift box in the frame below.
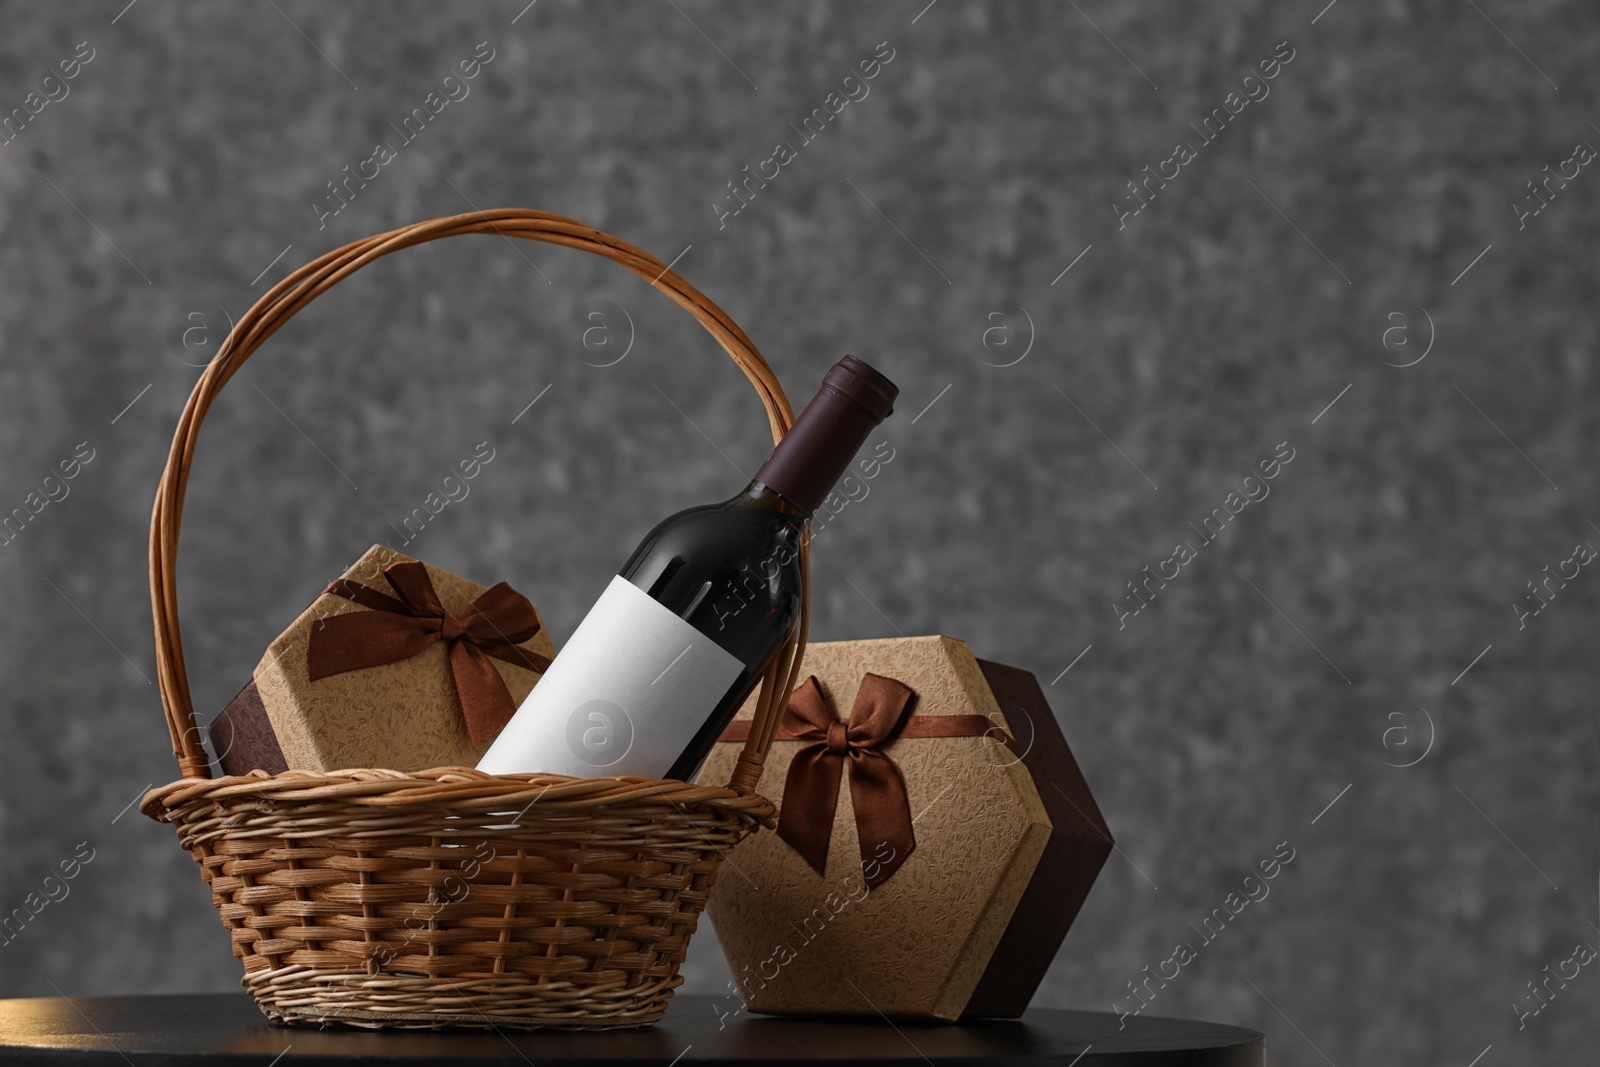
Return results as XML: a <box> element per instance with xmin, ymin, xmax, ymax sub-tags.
<box><xmin>208</xmin><ymin>544</ymin><xmax>555</xmax><ymax>775</ymax></box>
<box><xmin>700</xmin><ymin>635</ymin><xmax>1112</xmax><ymax>1020</ymax></box>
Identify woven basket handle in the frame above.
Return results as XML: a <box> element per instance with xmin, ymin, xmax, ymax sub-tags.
<box><xmin>151</xmin><ymin>209</ymin><xmax>808</xmax><ymax>788</ymax></box>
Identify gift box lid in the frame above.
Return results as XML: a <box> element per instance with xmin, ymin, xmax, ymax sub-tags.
<box><xmin>210</xmin><ymin>544</ymin><xmax>554</xmax><ymax>775</ymax></box>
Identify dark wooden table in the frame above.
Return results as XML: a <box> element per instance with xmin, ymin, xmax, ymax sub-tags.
<box><xmin>0</xmin><ymin>994</ymin><xmax>1264</xmax><ymax>1066</ymax></box>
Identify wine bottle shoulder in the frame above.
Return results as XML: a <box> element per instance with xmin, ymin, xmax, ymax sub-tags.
<box><xmin>618</xmin><ymin>493</ymin><xmax>803</xmax><ymax>666</ymax></box>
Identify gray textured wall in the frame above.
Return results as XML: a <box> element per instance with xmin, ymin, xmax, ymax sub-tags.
<box><xmin>0</xmin><ymin>1</ymin><xmax>1595</xmax><ymax>1062</ymax></box>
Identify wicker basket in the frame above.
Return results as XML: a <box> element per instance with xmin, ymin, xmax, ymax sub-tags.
<box><xmin>139</xmin><ymin>210</ymin><xmax>808</xmax><ymax>1031</ymax></box>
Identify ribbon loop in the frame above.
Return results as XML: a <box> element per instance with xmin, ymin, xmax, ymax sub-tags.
<box><xmin>307</xmin><ymin>560</ymin><xmax>553</xmax><ymax>746</ymax></box>
<box><xmin>776</xmin><ymin>673</ymin><xmax>918</xmax><ymax>888</ymax></box>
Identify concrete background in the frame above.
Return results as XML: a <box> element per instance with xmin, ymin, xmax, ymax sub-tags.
<box><xmin>0</xmin><ymin>2</ymin><xmax>1595</xmax><ymax>1062</ymax></box>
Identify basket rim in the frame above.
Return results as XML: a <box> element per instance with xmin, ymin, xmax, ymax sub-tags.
<box><xmin>140</xmin><ymin>765</ymin><xmax>777</xmax><ymax>825</ymax></box>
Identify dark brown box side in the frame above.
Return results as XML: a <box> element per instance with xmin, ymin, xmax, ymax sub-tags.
<box><xmin>208</xmin><ymin>680</ymin><xmax>288</xmax><ymax>776</ymax></box>
<box><xmin>962</xmin><ymin>659</ymin><xmax>1114</xmax><ymax>1018</ymax></box>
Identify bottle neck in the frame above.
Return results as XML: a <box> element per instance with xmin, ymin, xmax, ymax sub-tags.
<box><xmin>753</xmin><ymin>376</ymin><xmax>890</xmax><ymax>516</ymax></box>
<box><xmin>733</xmin><ymin>480</ymin><xmax>810</xmax><ymax>526</ymax></box>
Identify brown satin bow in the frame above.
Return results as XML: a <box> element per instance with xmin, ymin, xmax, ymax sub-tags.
<box><xmin>780</xmin><ymin>674</ymin><xmax>917</xmax><ymax>887</ymax></box>
<box><xmin>307</xmin><ymin>560</ymin><xmax>553</xmax><ymax>745</ymax></box>
<box><xmin>720</xmin><ymin>673</ymin><xmax>1021</xmax><ymax>888</ymax></box>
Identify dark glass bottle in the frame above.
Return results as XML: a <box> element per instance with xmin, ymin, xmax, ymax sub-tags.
<box><xmin>477</xmin><ymin>355</ymin><xmax>897</xmax><ymax>780</ymax></box>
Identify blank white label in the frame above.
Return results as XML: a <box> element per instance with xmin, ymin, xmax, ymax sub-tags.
<box><xmin>476</xmin><ymin>575</ymin><xmax>745</xmax><ymax>778</ymax></box>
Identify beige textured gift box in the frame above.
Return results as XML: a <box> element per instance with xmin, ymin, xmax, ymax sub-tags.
<box><xmin>700</xmin><ymin>635</ymin><xmax>1110</xmax><ymax>1020</ymax></box>
<box><xmin>208</xmin><ymin>544</ymin><xmax>555</xmax><ymax>775</ymax></box>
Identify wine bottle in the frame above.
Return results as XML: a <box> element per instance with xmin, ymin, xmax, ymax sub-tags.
<box><xmin>478</xmin><ymin>355</ymin><xmax>898</xmax><ymax>781</ymax></box>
